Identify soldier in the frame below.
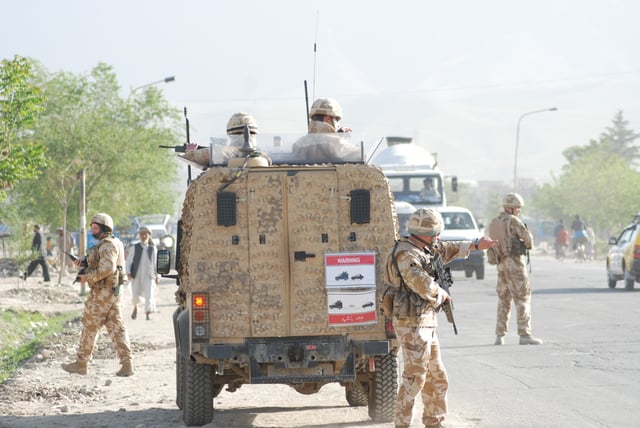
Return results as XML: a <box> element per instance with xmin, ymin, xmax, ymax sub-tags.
<box><xmin>292</xmin><ymin>97</ymin><xmax>361</xmax><ymax>163</ymax></box>
<box><xmin>183</xmin><ymin>112</ymin><xmax>266</xmax><ymax>168</ymax></box>
<box><xmin>385</xmin><ymin>208</ymin><xmax>496</xmax><ymax>428</ymax></box>
<box><xmin>488</xmin><ymin>193</ymin><xmax>543</xmax><ymax>345</ymax></box>
<box><xmin>62</xmin><ymin>213</ymin><xmax>134</xmax><ymax>376</ymax></box>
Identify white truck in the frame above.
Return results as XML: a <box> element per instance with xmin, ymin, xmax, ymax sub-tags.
<box><xmin>369</xmin><ymin>136</ymin><xmax>457</xmax><ymax>209</ymax></box>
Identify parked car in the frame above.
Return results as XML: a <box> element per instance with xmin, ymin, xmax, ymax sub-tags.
<box><xmin>437</xmin><ymin>206</ymin><xmax>485</xmax><ymax>280</ymax></box>
<box><xmin>606</xmin><ymin>216</ymin><xmax>640</xmax><ymax>290</ymax></box>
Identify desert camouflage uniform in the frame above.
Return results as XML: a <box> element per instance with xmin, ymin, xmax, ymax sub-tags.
<box><xmin>292</xmin><ymin>120</ymin><xmax>361</xmax><ymax>162</ymax></box>
<box><xmin>76</xmin><ymin>236</ymin><xmax>132</xmax><ymax>364</ymax></box>
<box><xmin>385</xmin><ymin>237</ymin><xmax>472</xmax><ymax>428</ymax></box>
<box><xmin>492</xmin><ymin>211</ymin><xmax>534</xmax><ymax>337</ymax></box>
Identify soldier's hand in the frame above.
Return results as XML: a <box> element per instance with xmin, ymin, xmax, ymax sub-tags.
<box><xmin>478</xmin><ymin>236</ymin><xmax>498</xmax><ymax>250</ymax></box>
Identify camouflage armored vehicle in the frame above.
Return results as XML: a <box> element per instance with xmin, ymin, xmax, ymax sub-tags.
<box><xmin>158</xmin><ymin>127</ymin><xmax>399</xmax><ymax>426</ymax></box>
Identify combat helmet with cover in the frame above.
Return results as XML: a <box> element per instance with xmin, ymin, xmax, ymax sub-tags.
<box><xmin>503</xmin><ymin>192</ymin><xmax>524</xmax><ymax>208</ymax></box>
<box><xmin>226</xmin><ymin>112</ymin><xmax>258</xmax><ymax>135</ymax></box>
<box><xmin>90</xmin><ymin>213</ymin><xmax>114</xmax><ymax>232</ymax></box>
<box><xmin>407</xmin><ymin>208</ymin><xmax>444</xmax><ymax>236</ymax></box>
<box><xmin>309</xmin><ymin>97</ymin><xmax>343</xmax><ymax>120</ymax></box>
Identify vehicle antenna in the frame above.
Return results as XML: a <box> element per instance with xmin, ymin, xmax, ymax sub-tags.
<box><xmin>184</xmin><ymin>107</ymin><xmax>192</xmax><ymax>185</ymax></box>
<box><xmin>304</xmin><ymin>80</ymin><xmax>310</xmax><ymax>127</ymax></box>
<box><xmin>312</xmin><ymin>9</ymin><xmax>319</xmax><ymax>100</ymax></box>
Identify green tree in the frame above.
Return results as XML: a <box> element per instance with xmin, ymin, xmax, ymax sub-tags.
<box><xmin>0</xmin><ymin>55</ymin><xmax>47</xmax><ymax>198</ymax></box>
<box><xmin>11</xmin><ymin>63</ymin><xmax>182</xmax><ymax>230</ymax></box>
<box><xmin>562</xmin><ymin>110</ymin><xmax>639</xmax><ymax>167</ymax></box>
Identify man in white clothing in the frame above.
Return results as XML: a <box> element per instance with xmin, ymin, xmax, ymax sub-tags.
<box><xmin>125</xmin><ymin>226</ymin><xmax>158</xmax><ymax>320</ymax></box>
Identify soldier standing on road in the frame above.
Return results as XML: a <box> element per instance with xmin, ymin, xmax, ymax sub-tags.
<box><xmin>488</xmin><ymin>193</ymin><xmax>543</xmax><ymax>346</ymax></box>
<box><xmin>62</xmin><ymin>213</ymin><xmax>134</xmax><ymax>377</ymax></box>
<box><xmin>292</xmin><ymin>97</ymin><xmax>361</xmax><ymax>163</ymax></box>
<box><xmin>385</xmin><ymin>208</ymin><xmax>496</xmax><ymax>428</ymax></box>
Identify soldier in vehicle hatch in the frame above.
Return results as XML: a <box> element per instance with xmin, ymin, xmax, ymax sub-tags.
<box><xmin>292</xmin><ymin>97</ymin><xmax>361</xmax><ymax>163</ymax></box>
<box><xmin>184</xmin><ymin>112</ymin><xmax>264</xmax><ymax>167</ymax></box>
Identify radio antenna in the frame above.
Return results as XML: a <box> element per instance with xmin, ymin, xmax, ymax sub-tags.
<box><xmin>312</xmin><ymin>9</ymin><xmax>319</xmax><ymax>99</ymax></box>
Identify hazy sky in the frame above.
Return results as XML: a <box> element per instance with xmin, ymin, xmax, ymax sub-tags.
<box><xmin>3</xmin><ymin>0</ymin><xmax>639</xmax><ymax>183</ymax></box>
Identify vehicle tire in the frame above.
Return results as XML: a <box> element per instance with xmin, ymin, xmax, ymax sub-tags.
<box><xmin>367</xmin><ymin>353</ymin><xmax>398</xmax><ymax>422</ymax></box>
<box><xmin>183</xmin><ymin>358</ymin><xmax>214</xmax><ymax>426</ymax></box>
<box><xmin>475</xmin><ymin>264</ymin><xmax>485</xmax><ymax>280</ymax></box>
<box><xmin>607</xmin><ymin>275</ymin><xmax>617</xmax><ymax>289</ymax></box>
<box><xmin>345</xmin><ymin>383</ymin><xmax>368</xmax><ymax>407</ymax></box>
<box><xmin>464</xmin><ymin>268</ymin><xmax>473</xmax><ymax>278</ymax></box>
<box><xmin>624</xmin><ymin>271</ymin><xmax>635</xmax><ymax>291</ymax></box>
<box><xmin>176</xmin><ymin>350</ymin><xmax>185</xmax><ymax>410</ymax></box>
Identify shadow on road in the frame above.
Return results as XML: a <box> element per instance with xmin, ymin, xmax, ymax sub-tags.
<box><xmin>533</xmin><ymin>287</ymin><xmax>639</xmax><ymax>294</ymax></box>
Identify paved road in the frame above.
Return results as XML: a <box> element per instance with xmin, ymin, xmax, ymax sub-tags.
<box><xmin>440</xmin><ymin>254</ymin><xmax>639</xmax><ymax>428</ymax></box>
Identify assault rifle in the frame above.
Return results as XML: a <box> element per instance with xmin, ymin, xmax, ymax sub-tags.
<box><xmin>65</xmin><ymin>252</ymin><xmax>87</xmax><ymax>284</ymax></box>
<box><xmin>431</xmin><ymin>253</ymin><xmax>458</xmax><ymax>335</ymax></box>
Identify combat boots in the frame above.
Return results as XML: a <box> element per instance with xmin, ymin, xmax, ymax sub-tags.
<box><xmin>62</xmin><ymin>361</ymin><xmax>88</xmax><ymax>375</ymax></box>
<box><xmin>519</xmin><ymin>335</ymin><xmax>543</xmax><ymax>345</ymax></box>
<box><xmin>116</xmin><ymin>359</ymin><xmax>134</xmax><ymax>377</ymax></box>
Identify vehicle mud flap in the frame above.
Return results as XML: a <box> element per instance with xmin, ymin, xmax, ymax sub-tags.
<box><xmin>247</xmin><ymin>336</ymin><xmax>356</xmax><ymax>384</ymax></box>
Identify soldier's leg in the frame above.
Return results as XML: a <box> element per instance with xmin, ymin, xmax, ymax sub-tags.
<box><xmin>495</xmin><ymin>272</ymin><xmax>513</xmax><ymax>337</ymax></box>
<box><xmin>394</xmin><ymin>325</ymin><xmax>432</xmax><ymax>428</ymax></box>
<box><xmin>421</xmin><ymin>331</ymin><xmax>448</xmax><ymax>427</ymax></box>
<box><xmin>510</xmin><ymin>270</ymin><xmax>532</xmax><ymax>336</ymax></box>
<box><xmin>76</xmin><ymin>292</ymin><xmax>107</xmax><ymax>363</ymax></box>
<box><xmin>104</xmin><ymin>296</ymin><xmax>132</xmax><ymax>364</ymax></box>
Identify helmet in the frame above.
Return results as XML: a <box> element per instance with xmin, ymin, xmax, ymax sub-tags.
<box><xmin>226</xmin><ymin>112</ymin><xmax>258</xmax><ymax>135</ymax></box>
<box><xmin>503</xmin><ymin>192</ymin><xmax>525</xmax><ymax>208</ymax></box>
<box><xmin>90</xmin><ymin>213</ymin><xmax>114</xmax><ymax>232</ymax></box>
<box><xmin>309</xmin><ymin>97</ymin><xmax>342</xmax><ymax>120</ymax></box>
<box><xmin>407</xmin><ymin>208</ymin><xmax>444</xmax><ymax>236</ymax></box>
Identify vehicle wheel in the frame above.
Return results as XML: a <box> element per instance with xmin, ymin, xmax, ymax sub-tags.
<box><xmin>183</xmin><ymin>358</ymin><xmax>214</xmax><ymax>426</ymax></box>
<box><xmin>607</xmin><ymin>275</ymin><xmax>617</xmax><ymax>289</ymax></box>
<box><xmin>367</xmin><ymin>353</ymin><xmax>398</xmax><ymax>422</ymax></box>
<box><xmin>624</xmin><ymin>271</ymin><xmax>635</xmax><ymax>291</ymax></box>
<box><xmin>176</xmin><ymin>351</ymin><xmax>185</xmax><ymax>410</ymax></box>
<box><xmin>345</xmin><ymin>382</ymin><xmax>368</xmax><ymax>407</ymax></box>
<box><xmin>464</xmin><ymin>268</ymin><xmax>473</xmax><ymax>278</ymax></box>
<box><xmin>475</xmin><ymin>264</ymin><xmax>485</xmax><ymax>280</ymax></box>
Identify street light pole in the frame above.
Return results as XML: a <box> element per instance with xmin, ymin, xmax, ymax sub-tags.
<box><xmin>131</xmin><ymin>75</ymin><xmax>175</xmax><ymax>93</ymax></box>
<box><xmin>513</xmin><ymin>107</ymin><xmax>558</xmax><ymax>191</ymax></box>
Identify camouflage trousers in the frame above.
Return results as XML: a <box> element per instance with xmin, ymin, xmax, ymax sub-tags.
<box><xmin>496</xmin><ymin>262</ymin><xmax>532</xmax><ymax>336</ymax></box>
<box><xmin>394</xmin><ymin>325</ymin><xmax>448</xmax><ymax>428</ymax></box>
<box><xmin>77</xmin><ymin>285</ymin><xmax>132</xmax><ymax>364</ymax></box>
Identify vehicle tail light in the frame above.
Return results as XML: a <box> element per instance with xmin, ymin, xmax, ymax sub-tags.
<box><xmin>191</xmin><ymin>293</ymin><xmax>209</xmax><ymax>341</ymax></box>
<box><xmin>634</xmin><ymin>244</ymin><xmax>640</xmax><ymax>259</ymax></box>
<box><xmin>384</xmin><ymin>317</ymin><xmax>396</xmax><ymax>339</ymax></box>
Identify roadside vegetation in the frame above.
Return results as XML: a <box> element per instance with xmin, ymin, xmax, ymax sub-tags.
<box><xmin>0</xmin><ymin>308</ymin><xmax>80</xmax><ymax>384</ymax></box>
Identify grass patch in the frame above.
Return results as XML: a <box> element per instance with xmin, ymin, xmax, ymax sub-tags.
<box><xmin>0</xmin><ymin>308</ymin><xmax>81</xmax><ymax>383</ymax></box>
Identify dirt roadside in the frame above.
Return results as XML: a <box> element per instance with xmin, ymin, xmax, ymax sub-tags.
<box><xmin>0</xmin><ymin>274</ymin><xmax>394</xmax><ymax>428</ymax></box>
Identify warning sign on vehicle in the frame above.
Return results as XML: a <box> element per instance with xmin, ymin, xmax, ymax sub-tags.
<box><xmin>327</xmin><ymin>288</ymin><xmax>377</xmax><ymax>326</ymax></box>
<box><xmin>325</xmin><ymin>252</ymin><xmax>376</xmax><ymax>288</ymax></box>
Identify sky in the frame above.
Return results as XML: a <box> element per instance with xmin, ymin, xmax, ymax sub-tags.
<box><xmin>3</xmin><ymin>0</ymin><xmax>639</xmax><ymax>184</ymax></box>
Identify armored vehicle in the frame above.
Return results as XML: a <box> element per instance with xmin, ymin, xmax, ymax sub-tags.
<box><xmin>158</xmin><ymin>129</ymin><xmax>399</xmax><ymax>426</ymax></box>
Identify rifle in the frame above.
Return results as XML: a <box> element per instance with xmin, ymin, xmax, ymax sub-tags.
<box><xmin>65</xmin><ymin>252</ymin><xmax>87</xmax><ymax>284</ymax></box>
<box><xmin>431</xmin><ymin>253</ymin><xmax>458</xmax><ymax>335</ymax></box>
